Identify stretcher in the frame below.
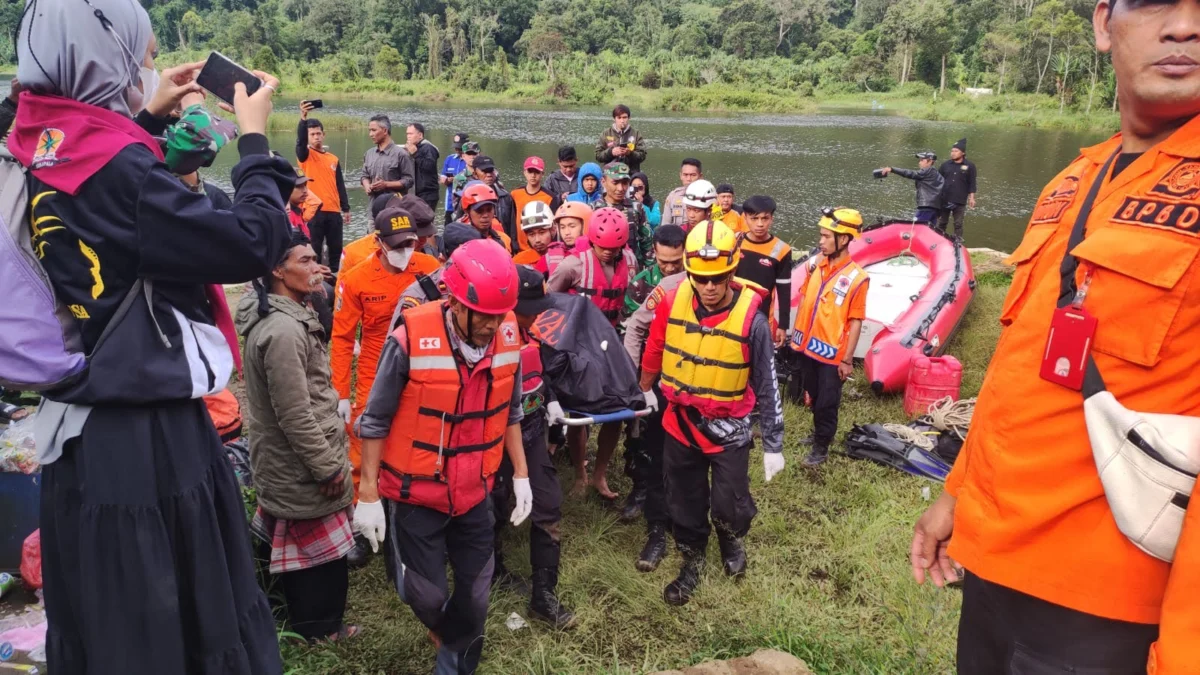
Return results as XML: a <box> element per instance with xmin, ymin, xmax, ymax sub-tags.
<box><xmin>559</xmin><ymin>407</ymin><xmax>653</xmax><ymax>427</ymax></box>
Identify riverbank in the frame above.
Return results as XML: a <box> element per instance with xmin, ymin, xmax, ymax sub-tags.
<box><xmin>266</xmin><ymin>72</ymin><xmax>1118</xmax><ymax>133</ymax></box>
<box><xmin>228</xmin><ymin>253</ymin><xmax>1010</xmax><ymax>674</ymax></box>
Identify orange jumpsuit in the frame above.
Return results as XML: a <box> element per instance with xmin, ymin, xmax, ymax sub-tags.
<box><xmin>945</xmin><ymin>122</ymin><xmax>1200</xmax><ymax>672</ymax></box>
<box><xmin>331</xmin><ymin>250</ymin><xmax>441</xmax><ymax>496</ymax></box>
<box><xmin>512</xmin><ymin>249</ymin><xmax>542</xmax><ymax>266</ymax></box>
<box><xmin>338</xmin><ymin>234</ymin><xmax>379</xmax><ymax>277</ymax></box>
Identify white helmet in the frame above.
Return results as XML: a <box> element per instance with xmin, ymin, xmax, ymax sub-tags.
<box><xmin>682</xmin><ymin>179</ymin><xmax>718</xmax><ymax>209</ymax></box>
<box><xmin>520</xmin><ymin>201</ymin><xmax>555</xmax><ymax>231</ymax></box>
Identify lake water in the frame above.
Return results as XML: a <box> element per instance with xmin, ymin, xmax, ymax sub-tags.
<box><xmin>202</xmin><ymin>99</ymin><xmax>1109</xmax><ymax>253</ymax></box>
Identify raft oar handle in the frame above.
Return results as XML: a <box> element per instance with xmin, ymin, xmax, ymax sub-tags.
<box><xmin>561</xmin><ymin>408</ymin><xmax>653</xmax><ymax>426</ymax></box>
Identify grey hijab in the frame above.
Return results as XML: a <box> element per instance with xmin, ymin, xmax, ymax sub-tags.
<box><xmin>17</xmin><ymin>0</ymin><xmax>152</xmax><ymax>116</ymax></box>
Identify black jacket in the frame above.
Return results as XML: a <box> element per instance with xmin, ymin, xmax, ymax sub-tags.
<box><xmin>412</xmin><ymin>140</ymin><xmax>440</xmax><ymax>206</ymax></box>
<box><xmin>892</xmin><ymin>166</ymin><xmax>945</xmax><ymax>209</ymax></box>
<box><xmin>544</xmin><ymin>169</ymin><xmax>579</xmax><ymax>203</ymax></box>
<box><xmin>938</xmin><ymin>158</ymin><xmax>977</xmax><ymax>207</ymax></box>
<box><xmin>34</xmin><ymin>125</ymin><xmax>293</xmax><ymax>405</ymax></box>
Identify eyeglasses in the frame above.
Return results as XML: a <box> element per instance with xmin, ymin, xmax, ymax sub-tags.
<box><xmin>689</xmin><ymin>272</ymin><xmax>731</xmax><ymax>287</ymax></box>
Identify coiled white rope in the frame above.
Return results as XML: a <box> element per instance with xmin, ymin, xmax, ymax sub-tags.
<box><xmin>882</xmin><ymin>397</ymin><xmax>976</xmax><ymax>450</ymax></box>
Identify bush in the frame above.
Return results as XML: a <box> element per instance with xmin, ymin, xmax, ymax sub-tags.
<box><xmin>796</xmin><ymin>81</ymin><xmax>814</xmax><ymax>97</ymax></box>
<box><xmin>640</xmin><ymin>69</ymin><xmax>661</xmax><ymax>90</ymax></box>
<box><xmin>376</xmin><ymin>45</ymin><xmax>407</xmax><ymax>80</ymax></box>
<box><xmin>253</xmin><ymin>46</ymin><xmax>278</xmax><ymax>74</ymax></box>
<box><xmin>895</xmin><ymin>81</ymin><xmax>935</xmax><ymax>99</ymax></box>
<box><xmin>297</xmin><ymin>64</ymin><xmax>314</xmax><ymax>87</ymax></box>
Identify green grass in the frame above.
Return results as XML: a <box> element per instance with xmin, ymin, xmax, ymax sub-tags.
<box><xmin>272</xmin><ymin>270</ymin><xmax>1010</xmax><ymax>674</ymax></box>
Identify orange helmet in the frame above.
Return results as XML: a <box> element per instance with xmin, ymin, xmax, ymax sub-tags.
<box><xmin>553</xmin><ymin>201</ymin><xmax>593</xmax><ymax>229</ymax></box>
<box><xmin>461</xmin><ymin>183</ymin><xmax>498</xmax><ymax>212</ymax></box>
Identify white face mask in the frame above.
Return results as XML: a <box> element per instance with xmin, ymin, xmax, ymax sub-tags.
<box><xmin>127</xmin><ymin>66</ymin><xmax>159</xmax><ymax>116</ymax></box>
<box><xmin>386</xmin><ymin>247</ymin><xmax>414</xmax><ymax>271</ymax></box>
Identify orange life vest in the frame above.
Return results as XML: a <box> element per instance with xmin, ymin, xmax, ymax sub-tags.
<box><xmin>298</xmin><ymin>147</ymin><xmax>342</xmax><ymax>213</ymax></box>
<box><xmin>790</xmin><ymin>256</ymin><xmax>869</xmax><ymax>365</ymax></box>
<box><xmin>380</xmin><ymin>301</ymin><xmax>520</xmax><ymax>488</ymax></box>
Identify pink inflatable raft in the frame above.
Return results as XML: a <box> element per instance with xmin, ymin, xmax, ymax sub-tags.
<box><xmin>790</xmin><ymin>221</ymin><xmax>975</xmax><ymax>394</ymax></box>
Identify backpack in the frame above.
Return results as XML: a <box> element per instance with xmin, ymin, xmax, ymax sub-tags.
<box><xmin>0</xmin><ymin>147</ymin><xmax>142</xmax><ymax>391</ymax></box>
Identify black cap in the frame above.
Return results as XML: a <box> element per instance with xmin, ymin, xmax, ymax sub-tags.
<box><xmin>514</xmin><ymin>265</ymin><xmax>554</xmax><ymax>317</ymax></box>
<box><xmin>716</xmin><ymin>183</ymin><xmax>734</xmax><ymax>195</ymax></box>
<box><xmin>444</xmin><ymin>221</ymin><xmax>482</xmax><ymax>257</ymax></box>
<box><xmin>373</xmin><ymin>207</ymin><xmax>418</xmax><ymax>247</ymax></box>
<box><xmin>453</xmin><ymin>133</ymin><xmax>469</xmax><ymax>150</ymax></box>
<box><xmin>474</xmin><ymin>155</ymin><xmax>496</xmax><ymax>172</ymax></box>
<box><xmin>371</xmin><ymin>193</ymin><xmax>437</xmax><ymax>238</ymax></box>
<box><xmin>915</xmin><ymin>151</ymin><xmax>937</xmax><ymax>161</ymax></box>
<box><xmin>952</xmin><ymin>138</ymin><xmax>966</xmax><ymax>152</ymax></box>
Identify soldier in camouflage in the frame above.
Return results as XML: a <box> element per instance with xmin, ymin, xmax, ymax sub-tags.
<box><xmin>598</xmin><ymin>161</ymin><xmax>653</xmax><ymax>268</ymax></box>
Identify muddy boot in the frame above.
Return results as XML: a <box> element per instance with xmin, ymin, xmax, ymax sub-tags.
<box><xmin>619</xmin><ymin>487</ymin><xmax>647</xmax><ymax>523</ymax></box>
<box><xmin>529</xmin><ymin>568</ymin><xmax>577</xmax><ymax>630</ymax></box>
<box><xmin>663</xmin><ymin>550</ymin><xmax>705</xmax><ymax>606</ymax></box>
<box><xmin>346</xmin><ymin>534</ymin><xmax>371</xmax><ymax>570</ymax></box>
<box><xmin>717</xmin><ymin>532</ymin><xmax>747</xmax><ymax>578</ymax></box>
<box><xmin>492</xmin><ymin>554</ymin><xmax>531</xmax><ymax>598</ymax></box>
<box><xmin>803</xmin><ymin>444</ymin><xmax>829</xmax><ymax>467</ymax></box>
<box><xmin>636</xmin><ymin>523</ymin><xmax>669</xmax><ymax>572</ymax></box>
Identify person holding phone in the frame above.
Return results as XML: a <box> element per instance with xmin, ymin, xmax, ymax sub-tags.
<box><xmin>10</xmin><ymin>0</ymin><xmax>290</xmax><ymax>670</ymax></box>
<box><xmin>298</xmin><ymin>101</ymin><xmax>352</xmax><ymax>272</ymax></box>
<box><xmin>361</xmin><ymin>114</ymin><xmax>414</xmax><ymax>201</ymax></box>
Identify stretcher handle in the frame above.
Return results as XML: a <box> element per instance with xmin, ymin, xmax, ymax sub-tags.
<box><xmin>560</xmin><ymin>408</ymin><xmax>653</xmax><ymax>426</ymax></box>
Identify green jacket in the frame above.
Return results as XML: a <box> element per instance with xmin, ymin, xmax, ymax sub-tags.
<box><xmin>236</xmin><ymin>293</ymin><xmax>354</xmax><ymax>520</ymax></box>
<box><xmin>595</xmin><ymin>125</ymin><xmax>646</xmax><ymax>173</ymax></box>
<box><xmin>593</xmin><ymin>196</ymin><xmax>653</xmax><ymax>269</ymax></box>
<box><xmin>624</xmin><ymin>264</ymin><xmax>663</xmax><ymax>318</ymax></box>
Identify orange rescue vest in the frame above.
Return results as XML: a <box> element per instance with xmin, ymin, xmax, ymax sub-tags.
<box><xmin>380</xmin><ymin>301</ymin><xmax>520</xmax><ymax>484</ymax></box>
<box><xmin>790</xmin><ymin>256</ymin><xmax>869</xmax><ymax>365</ymax></box>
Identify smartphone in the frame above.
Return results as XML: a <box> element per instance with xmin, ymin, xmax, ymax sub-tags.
<box><xmin>196</xmin><ymin>51</ymin><xmax>261</xmax><ymax>105</ymax></box>
<box><xmin>303</xmin><ymin>99</ymin><xmax>324</xmax><ymax>110</ymax></box>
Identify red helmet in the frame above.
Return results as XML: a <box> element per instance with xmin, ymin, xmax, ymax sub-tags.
<box><xmin>589</xmin><ymin>207</ymin><xmax>630</xmax><ymax>249</ymax></box>
<box><xmin>461</xmin><ymin>183</ymin><xmax>498</xmax><ymax>212</ymax></box>
<box><xmin>442</xmin><ymin>239</ymin><xmax>519</xmax><ymax>314</ymax></box>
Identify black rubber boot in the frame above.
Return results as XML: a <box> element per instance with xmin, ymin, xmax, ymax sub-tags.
<box><xmin>529</xmin><ymin>568</ymin><xmax>577</xmax><ymax>630</ymax></box>
<box><xmin>636</xmin><ymin>523</ymin><xmax>669</xmax><ymax>573</ymax></box>
<box><xmin>619</xmin><ymin>487</ymin><xmax>647</xmax><ymax>523</ymax></box>
<box><xmin>717</xmin><ymin>532</ymin><xmax>747</xmax><ymax>578</ymax></box>
<box><xmin>346</xmin><ymin>534</ymin><xmax>371</xmax><ymax>570</ymax></box>
<box><xmin>492</xmin><ymin>553</ymin><xmax>531</xmax><ymax>598</ymax></box>
<box><xmin>803</xmin><ymin>444</ymin><xmax>829</xmax><ymax>467</ymax></box>
<box><xmin>663</xmin><ymin>550</ymin><xmax>705</xmax><ymax>606</ymax></box>
<box><xmin>798</xmin><ymin>435</ymin><xmax>814</xmax><ymax>446</ymax></box>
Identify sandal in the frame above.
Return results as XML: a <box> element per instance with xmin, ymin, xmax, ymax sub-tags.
<box><xmin>321</xmin><ymin>624</ymin><xmax>360</xmax><ymax>643</ymax></box>
<box><xmin>0</xmin><ymin>402</ymin><xmax>28</xmax><ymax>424</ymax></box>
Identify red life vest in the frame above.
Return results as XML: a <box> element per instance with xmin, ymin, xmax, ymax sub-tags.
<box><xmin>378</xmin><ymin>300</ymin><xmax>521</xmax><ymax>515</ymax></box>
<box><xmin>572</xmin><ymin>247</ymin><xmax>634</xmax><ymax>326</ymax></box>
<box><xmin>287</xmin><ymin>207</ymin><xmax>310</xmax><ymax>238</ymax></box>
<box><xmin>539</xmin><ymin>242</ymin><xmax>569</xmax><ymax>277</ymax></box>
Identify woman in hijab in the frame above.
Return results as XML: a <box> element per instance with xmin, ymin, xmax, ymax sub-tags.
<box><xmin>10</xmin><ymin>0</ymin><xmax>291</xmax><ymax>672</ymax></box>
<box><xmin>631</xmin><ymin>171</ymin><xmax>660</xmax><ymax>229</ymax></box>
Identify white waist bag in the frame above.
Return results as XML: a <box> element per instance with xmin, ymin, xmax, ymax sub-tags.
<box><xmin>1083</xmin><ymin>364</ymin><xmax>1200</xmax><ymax>562</ymax></box>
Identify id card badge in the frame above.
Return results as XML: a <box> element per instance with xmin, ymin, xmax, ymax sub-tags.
<box><xmin>1040</xmin><ymin>305</ymin><xmax>1098</xmax><ymax>391</ymax></box>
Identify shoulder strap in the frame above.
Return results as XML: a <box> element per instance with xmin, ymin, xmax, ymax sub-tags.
<box><xmin>1055</xmin><ymin>150</ymin><xmax>1118</xmax><ymax>398</ymax></box>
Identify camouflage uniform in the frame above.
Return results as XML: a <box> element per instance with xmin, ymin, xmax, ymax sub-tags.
<box><xmin>624</xmin><ymin>264</ymin><xmax>663</xmax><ymax>320</ymax></box>
<box><xmin>163</xmin><ymin>103</ymin><xmax>237</xmax><ymax>176</ymax></box>
<box><xmin>595</xmin><ymin>125</ymin><xmax>647</xmax><ymax>173</ymax></box>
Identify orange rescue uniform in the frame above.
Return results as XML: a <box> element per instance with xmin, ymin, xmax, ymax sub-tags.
<box><xmin>298</xmin><ymin>147</ymin><xmax>344</xmax><ymax>213</ymax></box>
<box><xmin>946</xmin><ymin>123</ymin><xmax>1200</xmax><ymax>672</ymax></box>
<box><xmin>512</xmin><ymin>249</ymin><xmax>543</xmax><ymax>266</ymax></box>
<box><xmin>789</xmin><ymin>255</ymin><xmax>868</xmax><ymax>364</ymax></box>
<box><xmin>339</xmin><ymin>234</ymin><xmax>379</xmax><ymax>276</ymax></box>
<box><xmin>509</xmin><ymin>187</ymin><xmax>556</xmax><ymax>251</ymax></box>
<box><xmin>331</xmin><ymin>250</ymin><xmax>441</xmax><ymax>496</ymax></box>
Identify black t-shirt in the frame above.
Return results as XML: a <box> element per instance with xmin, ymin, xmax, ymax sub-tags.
<box><xmin>735</xmin><ymin>235</ymin><xmax>794</xmax><ymax>324</ymax></box>
<box><xmin>1111</xmin><ymin>152</ymin><xmax>1143</xmax><ymax>179</ymax></box>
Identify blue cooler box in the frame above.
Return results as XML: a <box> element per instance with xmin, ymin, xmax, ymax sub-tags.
<box><xmin>0</xmin><ymin>472</ymin><xmax>40</xmax><ymax>574</ymax></box>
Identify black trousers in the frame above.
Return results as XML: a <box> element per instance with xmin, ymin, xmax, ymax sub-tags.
<box><xmin>280</xmin><ymin>556</ymin><xmax>349</xmax><ymax>641</ymax></box>
<box><xmin>383</xmin><ymin>499</ymin><xmax>494</xmax><ymax>675</ymax></box>
<box><xmin>663</xmin><ymin>433</ymin><xmax>757</xmax><ymax>553</ymax></box>
<box><xmin>957</xmin><ymin>572</ymin><xmax>1157</xmax><ymax>674</ymax></box>
<box><xmin>798</xmin><ymin>354</ymin><xmax>844</xmax><ymax>447</ymax></box>
<box><xmin>938</xmin><ymin>205</ymin><xmax>966</xmax><ymax>239</ymax></box>
<box><xmin>492</xmin><ymin>415</ymin><xmax>563</xmax><ymax>571</ymax></box>
<box><xmin>309</xmin><ymin>211</ymin><xmax>344</xmax><ymax>272</ymax></box>
<box><xmin>624</xmin><ymin>397</ymin><xmax>669</xmax><ymax>527</ymax></box>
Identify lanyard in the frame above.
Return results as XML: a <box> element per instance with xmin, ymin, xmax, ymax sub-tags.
<box><xmin>1058</xmin><ymin>150</ymin><xmax>1119</xmax><ymax>309</ymax></box>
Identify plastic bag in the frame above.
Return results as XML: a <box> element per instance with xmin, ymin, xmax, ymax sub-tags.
<box><xmin>0</xmin><ymin>416</ymin><xmax>38</xmax><ymax>474</ymax></box>
<box><xmin>20</xmin><ymin>529</ymin><xmax>41</xmax><ymax>590</ymax></box>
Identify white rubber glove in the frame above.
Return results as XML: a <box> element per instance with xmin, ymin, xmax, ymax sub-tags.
<box><xmin>337</xmin><ymin>399</ymin><xmax>352</xmax><ymax>424</ymax></box>
<box><xmin>353</xmin><ymin>499</ymin><xmax>386</xmax><ymax>552</ymax></box>
<box><xmin>642</xmin><ymin>388</ymin><xmax>659</xmax><ymax>413</ymax></box>
<box><xmin>353</xmin><ymin>339</ymin><xmax>362</xmax><ymax>356</ymax></box>
<box><xmin>510</xmin><ymin>477</ymin><xmax>533</xmax><ymax>526</ymax></box>
<box><xmin>763</xmin><ymin>452</ymin><xmax>785</xmax><ymax>482</ymax></box>
<box><xmin>545</xmin><ymin>400</ymin><xmax>565</xmax><ymax>426</ymax></box>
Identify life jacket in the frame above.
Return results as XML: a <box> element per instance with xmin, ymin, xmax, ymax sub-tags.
<box><xmin>572</xmin><ymin>247</ymin><xmax>635</xmax><ymax>325</ymax></box>
<box><xmin>287</xmin><ymin>207</ymin><xmax>310</xmax><ymax>238</ymax></box>
<box><xmin>541</xmin><ymin>242</ymin><xmax>569</xmax><ymax>277</ymax></box>
<box><xmin>380</xmin><ymin>301</ymin><xmax>520</xmax><ymax>497</ymax></box>
<box><xmin>519</xmin><ymin>336</ymin><xmax>546</xmax><ymax>417</ymax></box>
<box><xmin>203</xmin><ymin>387</ymin><xmax>243</xmax><ymax>443</ymax></box>
<box><xmin>661</xmin><ymin>280</ymin><xmax>762</xmax><ymax>419</ymax></box>
<box><xmin>790</xmin><ymin>256</ymin><xmax>869</xmax><ymax>365</ymax></box>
